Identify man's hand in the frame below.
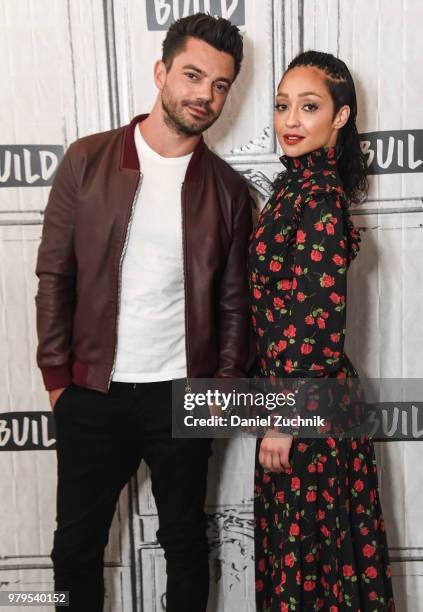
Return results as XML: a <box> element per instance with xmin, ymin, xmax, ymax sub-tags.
<box><xmin>258</xmin><ymin>430</ymin><xmax>293</xmax><ymax>472</ymax></box>
<box><xmin>49</xmin><ymin>387</ymin><xmax>66</xmax><ymax>411</ymax></box>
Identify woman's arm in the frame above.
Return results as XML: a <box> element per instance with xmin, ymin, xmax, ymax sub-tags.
<box><xmin>280</xmin><ymin>192</ymin><xmax>350</xmax><ymax>376</ymax></box>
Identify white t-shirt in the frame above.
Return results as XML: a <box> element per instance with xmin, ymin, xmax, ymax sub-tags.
<box><xmin>112</xmin><ymin>124</ymin><xmax>192</xmax><ymax>382</ymax></box>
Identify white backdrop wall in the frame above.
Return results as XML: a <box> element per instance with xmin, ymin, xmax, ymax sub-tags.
<box><xmin>1</xmin><ymin>1</ymin><xmax>422</xmax><ymax>611</ymax></box>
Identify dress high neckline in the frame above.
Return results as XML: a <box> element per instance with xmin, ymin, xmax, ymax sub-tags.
<box><xmin>280</xmin><ymin>145</ymin><xmax>342</xmax><ymax>174</ymax></box>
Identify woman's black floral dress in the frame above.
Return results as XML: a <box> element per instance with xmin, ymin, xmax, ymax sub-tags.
<box><xmin>249</xmin><ymin>147</ymin><xmax>395</xmax><ymax>611</ymax></box>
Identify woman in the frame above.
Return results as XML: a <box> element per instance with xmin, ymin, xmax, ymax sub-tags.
<box><xmin>249</xmin><ymin>51</ymin><xmax>395</xmax><ymax>610</ymax></box>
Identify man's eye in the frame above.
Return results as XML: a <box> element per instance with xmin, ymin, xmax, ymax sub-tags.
<box><xmin>215</xmin><ymin>83</ymin><xmax>228</xmax><ymax>93</ymax></box>
<box><xmin>186</xmin><ymin>72</ymin><xmax>198</xmax><ymax>80</ymax></box>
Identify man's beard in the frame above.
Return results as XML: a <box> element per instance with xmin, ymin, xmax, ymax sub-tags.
<box><xmin>161</xmin><ymin>87</ymin><xmax>220</xmax><ymax>136</ymax></box>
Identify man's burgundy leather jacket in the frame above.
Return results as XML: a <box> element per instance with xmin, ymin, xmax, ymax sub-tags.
<box><xmin>35</xmin><ymin>114</ymin><xmax>253</xmax><ymax>392</ymax></box>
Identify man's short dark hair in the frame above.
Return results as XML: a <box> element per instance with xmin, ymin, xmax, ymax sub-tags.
<box><xmin>162</xmin><ymin>12</ymin><xmax>243</xmax><ymax>79</ymax></box>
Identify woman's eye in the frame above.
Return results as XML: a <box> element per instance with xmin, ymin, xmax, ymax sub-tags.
<box><xmin>303</xmin><ymin>103</ymin><xmax>318</xmax><ymax>112</ymax></box>
<box><xmin>274</xmin><ymin>104</ymin><xmax>287</xmax><ymax>112</ymax></box>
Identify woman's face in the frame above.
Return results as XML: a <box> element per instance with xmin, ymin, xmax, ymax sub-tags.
<box><xmin>274</xmin><ymin>65</ymin><xmax>349</xmax><ymax>157</ymax></box>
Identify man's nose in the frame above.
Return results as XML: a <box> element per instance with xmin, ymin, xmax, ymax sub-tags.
<box><xmin>196</xmin><ymin>81</ymin><xmax>213</xmax><ymax>103</ymax></box>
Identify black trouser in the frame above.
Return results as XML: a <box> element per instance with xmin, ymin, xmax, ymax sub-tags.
<box><xmin>52</xmin><ymin>380</ymin><xmax>212</xmax><ymax>612</ymax></box>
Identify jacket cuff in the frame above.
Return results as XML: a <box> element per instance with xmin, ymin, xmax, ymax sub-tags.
<box><xmin>41</xmin><ymin>364</ymin><xmax>72</xmax><ymax>391</ymax></box>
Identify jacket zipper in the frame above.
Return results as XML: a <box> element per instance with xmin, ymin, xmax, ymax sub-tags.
<box><xmin>181</xmin><ymin>181</ymin><xmax>191</xmax><ymax>393</ymax></box>
<box><xmin>108</xmin><ymin>171</ymin><xmax>143</xmax><ymax>390</ymax></box>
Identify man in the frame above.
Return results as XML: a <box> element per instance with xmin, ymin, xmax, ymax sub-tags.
<box><xmin>35</xmin><ymin>12</ymin><xmax>252</xmax><ymax>612</ymax></box>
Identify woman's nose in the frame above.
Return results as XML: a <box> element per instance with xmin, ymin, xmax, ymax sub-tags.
<box><xmin>285</xmin><ymin>108</ymin><xmax>300</xmax><ymax>128</ymax></box>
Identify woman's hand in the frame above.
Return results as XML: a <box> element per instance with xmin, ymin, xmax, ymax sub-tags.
<box><xmin>259</xmin><ymin>430</ymin><xmax>293</xmax><ymax>472</ymax></box>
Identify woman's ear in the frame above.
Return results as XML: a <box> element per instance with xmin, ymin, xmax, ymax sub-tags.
<box><xmin>154</xmin><ymin>59</ymin><xmax>167</xmax><ymax>90</ymax></box>
<box><xmin>333</xmin><ymin>105</ymin><xmax>350</xmax><ymax>130</ymax></box>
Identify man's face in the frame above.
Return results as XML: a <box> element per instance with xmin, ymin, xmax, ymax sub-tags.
<box><xmin>157</xmin><ymin>36</ymin><xmax>236</xmax><ymax>136</ymax></box>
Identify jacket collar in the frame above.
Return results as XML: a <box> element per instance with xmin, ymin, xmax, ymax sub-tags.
<box><xmin>121</xmin><ymin>113</ymin><xmax>206</xmax><ymax>182</ymax></box>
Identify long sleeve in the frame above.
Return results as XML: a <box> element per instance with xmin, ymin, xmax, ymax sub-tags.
<box><xmin>214</xmin><ymin>184</ymin><xmax>254</xmax><ymax>378</ymax></box>
<box><xmin>35</xmin><ymin>144</ymin><xmax>78</xmax><ymax>390</ymax></box>
<box><xmin>281</xmin><ymin>192</ymin><xmax>349</xmax><ymax>377</ymax></box>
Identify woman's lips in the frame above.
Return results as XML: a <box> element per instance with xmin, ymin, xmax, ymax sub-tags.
<box><xmin>283</xmin><ymin>135</ymin><xmax>305</xmax><ymax>145</ymax></box>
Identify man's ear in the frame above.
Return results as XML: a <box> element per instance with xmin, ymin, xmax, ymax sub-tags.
<box><xmin>333</xmin><ymin>105</ymin><xmax>350</xmax><ymax>130</ymax></box>
<box><xmin>154</xmin><ymin>59</ymin><xmax>167</xmax><ymax>90</ymax></box>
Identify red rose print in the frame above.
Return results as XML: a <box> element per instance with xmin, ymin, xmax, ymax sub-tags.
<box><xmin>369</xmin><ymin>591</ymin><xmax>378</xmax><ymax>600</ymax></box>
<box><xmin>326</xmin><ymin>222</ymin><xmax>335</xmax><ymax>235</ymax></box>
<box><xmin>289</xmin><ymin>523</ymin><xmax>300</xmax><ymax>536</ymax></box>
<box><xmin>321</xmin><ymin>273</ymin><xmax>335</xmax><ymax>287</ymax></box>
<box><xmin>277</xmin><ymin>339</ymin><xmax>287</xmax><ymax>352</ymax></box>
<box><xmin>304</xmin><ymin>580</ymin><xmax>316</xmax><ymax>591</ymax></box>
<box><xmin>305</xmin><ymin>315</ymin><xmax>314</xmax><ymax>325</ymax></box>
<box><xmin>273</xmin><ymin>297</ymin><xmax>285</xmax><ymax>309</ymax></box>
<box><xmin>275</xmin><ymin>233</ymin><xmax>284</xmax><ymax>242</ymax></box>
<box><xmin>296</xmin><ymin>229</ymin><xmax>307</xmax><ymax>242</ymax></box>
<box><xmin>276</xmin><ymin>490</ymin><xmax>285</xmax><ymax>503</ymax></box>
<box><xmin>291</xmin><ymin>477</ymin><xmax>301</xmax><ymax>490</ymax></box>
<box><xmin>256</xmin><ymin>241</ymin><xmax>266</xmax><ymax>255</ymax></box>
<box><xmin>330</xmin><ymin>332</ymin><xmax>340</xmax><ymax>342</ymax></box>
<box><xmin>284</xmin><ymin>360</ymin><xmax>294</xmax><ymax>373</ymax></box>
<box><xmin>270</xmin><ymin>260</ymin><xmax>282</xmax><ymax>272</ymax></box>
<box><xmin>301</xmin><ymin>343</ymin><xmax>313</xmax><ymax>355</ymax></box>
<box><xmin>343</xmin><ymin>564</ymin><xmax>354</xmax><ymax>577</ymax></box>
<box><xmin>255</xmin><ymin>579</ymin><xmax>264</xmax><ymax>592</ymax></box>
<box><xmin>284</xmin><ymin>553</ymin><xmax>295</xmax><ymax>568</ymax></box>
<box><xmin>258</xmin><ymin>559</ymin><xmax>266</xmax><ymax>573</ymax></box>
<box><xmin>322</xmin><ymin>490</ymin><xmax>334</xmax><ymax>503</ymax></box>
<box><xmin>365</xmin><ymin>566</ymin><xmax>378</xmax><ymax>579</ymax></box>
<box><xmin>332</xmin><ymin>253</ymin><xmax>345</xmax><ymax>266</ymax></box>
<box><xmin>306</xmin><ymin>490</ymin><xmax>317</xmax><ymax>502</ymax></box>
<box><xmin>314</xmin><ymin>221</ymin><xmax>324</xmax><ymax>231</ymax></box>
<box><xmin>296</xmin><ymin>291</ymin><xmax>306</xmax><ymax>302</ymax></box>
<box><xmin>317</xmin><ymin>317</ymin><xmax>326</xmax><ymax>329</ymax></box>
<box><xmin>363</xmin><ymin>544</ymin><xmax>376</xmax><ymax>558</ymax></box>
<box><xmin>283</xmin><ymin>324</ymin><xmax>296</xmax><ymax>338</ymax></box>
<box><xmin>266</xmin><ymin>309</ymin><xmax>274</xmax><ymax>322</ymax></box>
<box><xmin>311</xmin><ymin>249</ymin><xmax>323</xmax><ymax>261</ymax></box>
<box><xmin>279</xmin><ymin>279</ymin><xmax>291</xmax><ymax>290</ymax></box>
<box><xmin>253</xmin><ymin>287</ymin><xmax>262</xmax><ymax>300</ymax></box>
<box><xmin>302</xmin><ymin>169</ymin><xmax>311</xmax><ymax>179</ymax></box>
<box><xmin>321</xmin><ymin>525</ymin><xmax>330</xmax><ymax>538</ymax></box>
<box><xmin>354</xmin><ymin>479</ymin><xmax>365</xmax><ymax>492</ymax></box>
